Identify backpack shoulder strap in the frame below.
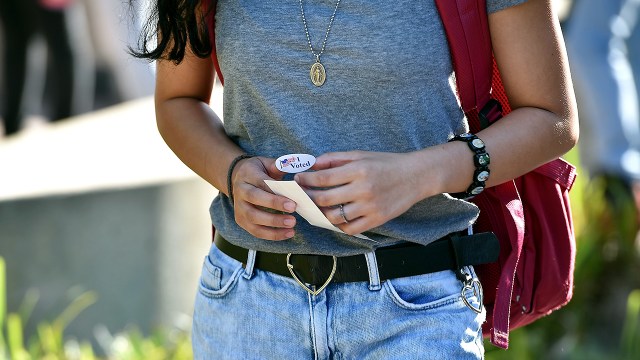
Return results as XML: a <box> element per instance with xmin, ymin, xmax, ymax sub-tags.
<box><xmin>434</xmin><ymin>0</ymin><xmax>494</xmax><ymax>132</ymax></box>
<box><xmin>435</xmin><ymin>0</ymin><xmax>523</xmax><ymax>349</ymax></box>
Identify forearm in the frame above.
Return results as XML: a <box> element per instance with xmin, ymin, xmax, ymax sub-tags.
<box><xmin>155</xmin><ymin>97</ymin><xmax>244</xmax><ymax>195</ymax></box>
<box><xmin>411</xmin><ymin>107</ymin><xmax>578</xmax><ymax>199</ymax></box>
<box><xmin>411</xmin><ymin>0</ymin><xmax>580</xmax><ymax>200</ymax></box>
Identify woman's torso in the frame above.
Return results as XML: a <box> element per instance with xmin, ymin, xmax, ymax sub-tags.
<box><xmin>210</xmin><ymin>0</ymin><xmax>523</xmax><ymax>256</ymax></box>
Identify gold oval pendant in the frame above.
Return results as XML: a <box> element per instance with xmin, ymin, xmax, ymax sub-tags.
<box><xmin>310</xmin><ymin>62</ymin><xmax>326</xmax><ymax>87</ymax></box>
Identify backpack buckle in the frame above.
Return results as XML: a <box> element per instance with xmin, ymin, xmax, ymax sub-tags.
<box><xmin>478</xmin><ymin>98</ymin><xmax>503</xmax><ymax>129</ymax></box>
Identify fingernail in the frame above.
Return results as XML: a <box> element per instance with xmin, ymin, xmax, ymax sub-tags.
<box><xmin>286</xmin><ymin>230</ymin><xmax>295</xmax><ymax>238</ymax></box>
<box><xmin>284</xmin><ymin>218</ymin><xmax>295</xmax><ymax>227</ymax></box>
<box><xmin>284</xmin><ymin>202</ymin><xmax>296</xmax><ymax>212</ymax></box>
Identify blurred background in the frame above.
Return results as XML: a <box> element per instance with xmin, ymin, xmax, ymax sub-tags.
<box><xmin>0</xmin><ymin>0</ymin><xmax>639</xmax><ymax>359</ymax></box>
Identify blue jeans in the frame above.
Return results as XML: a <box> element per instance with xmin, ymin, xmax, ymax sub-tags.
<box><xmin>192</xmin><ymin>242</ymin><xmax>485</xmax><ymax>359</ymax></box>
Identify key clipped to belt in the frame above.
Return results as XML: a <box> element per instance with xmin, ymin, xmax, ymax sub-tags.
<box><xmin>457</xmin><ymin>268</ymin><xmax>484</xmax><ymax>314</ymax></box>
<box><xmin>449</xmin><ymin>232</ymin><xmax>484</xmax><ymax>314</ymax></box>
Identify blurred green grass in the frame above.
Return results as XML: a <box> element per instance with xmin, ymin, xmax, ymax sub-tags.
<box><xmin>0</xmin><ymin>256</ymin><xmax>193</xmax><ymax>360</ymax></box>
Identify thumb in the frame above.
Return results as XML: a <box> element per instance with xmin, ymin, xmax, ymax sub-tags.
<box><xmin>261</xmin><ymin>157</ymin><xmax>287</xmax><ymax>180</ymax></box>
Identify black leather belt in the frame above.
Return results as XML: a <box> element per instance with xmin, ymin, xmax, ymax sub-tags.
<box><xmin>214</xmin><ymin>232</ymin><xmax>499</xmax><ymax>289</ymax></box>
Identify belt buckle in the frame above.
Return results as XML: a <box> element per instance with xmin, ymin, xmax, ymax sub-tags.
<box><xmin>286</xmin><ymin>253</ymin><xmax>337</xmax><ymax>296</ymax></box>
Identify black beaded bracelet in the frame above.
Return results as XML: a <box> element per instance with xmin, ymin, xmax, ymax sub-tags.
<box><xmin>227</xmin><ymin>154</ymin><xmax>255</xmax><ymax>205</ymax></box>
<box><xmin>448</xmin><ymin>133</ymin><xmax>490</xmax><ymax>200</ymax></box>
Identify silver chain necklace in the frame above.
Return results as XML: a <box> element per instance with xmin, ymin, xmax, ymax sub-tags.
<box><xmin>299</xmin><ymin>0</ymin><xmax>342</xmax><ymax>86</ymax></box>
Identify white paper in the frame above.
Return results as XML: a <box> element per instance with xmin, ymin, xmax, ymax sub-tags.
<box><xmin>264</xmin><ymin>180</ymin><xmax>375</xmax><ymax>242</ymax></box>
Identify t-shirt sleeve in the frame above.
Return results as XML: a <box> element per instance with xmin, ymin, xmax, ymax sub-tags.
<box><xmin>487</xmin><ymin>0</ymin><xmax>528</xmax><ymax>14</ymax></box>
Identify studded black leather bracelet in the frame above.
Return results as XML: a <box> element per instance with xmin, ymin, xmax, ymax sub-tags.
<box><xmin>448</xmin><ymin>133</ymin><xmax>490</xmax><ymax>200</ymax></box>
<box><xmin>227</xmin><ymin>154</ymin><xmax>255</xmax><ymax>205</ymax></box>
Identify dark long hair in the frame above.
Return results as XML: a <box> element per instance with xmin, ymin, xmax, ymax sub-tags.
<box><xmin>130</xmin><ymin>0</ymin><xmax>213</xmax><ymax>63</ymax></box>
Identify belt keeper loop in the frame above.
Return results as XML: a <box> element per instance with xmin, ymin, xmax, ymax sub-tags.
<box><xmin>449</xmin><ymin>234</ymin><xmax>467</xmax><ymax>283</ymax></box>
<box><xmin>243</xmin><ymin>249</ymin><xmax>257</xmax><ymax>279</ymax></box>
<box><xmin>364</xmin><ymin>252</ymin><xmax>381</xmax><ymax>291</ymax></box>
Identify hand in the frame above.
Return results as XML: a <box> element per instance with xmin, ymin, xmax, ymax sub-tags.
<box><xmin>294</xmin><ymin>151</ymin><xmax>428</xmax><ymax>235</ymax></box>
<box><xmin>231</xmin><ymin>156</ymin><xmax>298</xmax><ymax>241</ymax></box>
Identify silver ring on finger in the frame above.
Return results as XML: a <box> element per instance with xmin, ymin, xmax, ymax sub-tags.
<box><xmin>339</xmin><ymin>204</ymin><xmax>349</xmax><ymax>223</ymax></box>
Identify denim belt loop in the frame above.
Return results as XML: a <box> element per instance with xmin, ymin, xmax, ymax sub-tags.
<box><xmin>244</xmin><ymin>249</ymin><xmax>257</xmax><ymax>279</ymax></box>
<box><xmin>364</xmin><ymin>252</ymin><xmax>381</xmax><ymax>291</ymax></box>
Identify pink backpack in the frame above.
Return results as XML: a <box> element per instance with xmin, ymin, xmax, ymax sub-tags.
<box><xmin>434</xmin><ymin>0</ymin><xmax>577</xmax><ymax>349</ymax></box>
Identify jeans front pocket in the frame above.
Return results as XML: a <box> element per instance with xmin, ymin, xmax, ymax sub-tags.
<box><xmin>198</xmin><ymin>244</ymin><xmax>244</xmax><ymax>299</ymax></box>
<box><xmin>383</xmin><ymin>269</ymin><xmax>463</xmax><ymax>310</ymax></box>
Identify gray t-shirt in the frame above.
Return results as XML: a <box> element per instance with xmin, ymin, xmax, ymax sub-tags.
<box><xmin>211</xmin><ymin>0</ymin><xmax>527</xmax><ymax>256</ymax></box>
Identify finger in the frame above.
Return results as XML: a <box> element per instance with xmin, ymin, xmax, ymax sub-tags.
<box><xmin>236</xmin><ymin>202</ymin><xmax>297</xmax><ymax>228</ymax></box>
<box><xmin>305</xmin><ymin>184</ymin><xmax>361</xmax><ymax>207</ymax></box>
<box><xmin>295</xmin><ymin>165</ymin><xmax>358</xmax><ymax>189</ymax></box>
<box><xmin>235</xmin><ymin>182</ymin><xmax>297</xmax><ymax>213</ymax></box>
<box><xmin>241</xmin><ymin>222</ymin><xmax>296</xmax><ymax>241</ymax></box>
<box><xmin>261</xmin><ymin>157</ymin><xmax>287</xmax><ymax>180</ymax></box>
<box><xmin>320</xmin><ymin>203</ymin><xmax>354</xmax><ymax>225</ymax></box>
<box><xmin>336</xmin><ymin>216</ymin><xmax>372</xmax><ymax>237</ymax></box>
<box><xmin>310</xmin><ymin>151</ymin><xmax>362</xmax><ymax>171</ymax></box>
<box><xmin>324</xmin><ymin>202</ymin><xmax>366</xmax><ymax>225</ymax></box>
<box><xmin>249</xmin><ymin>173</ymin><xmax>279</xmax><ymax>194</ymax></box>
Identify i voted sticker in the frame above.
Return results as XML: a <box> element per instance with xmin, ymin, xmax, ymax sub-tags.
<box><xmin>275</xmin><ymin>154</ymin><xmax>316</xmax><ymax>173</ymax></box>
